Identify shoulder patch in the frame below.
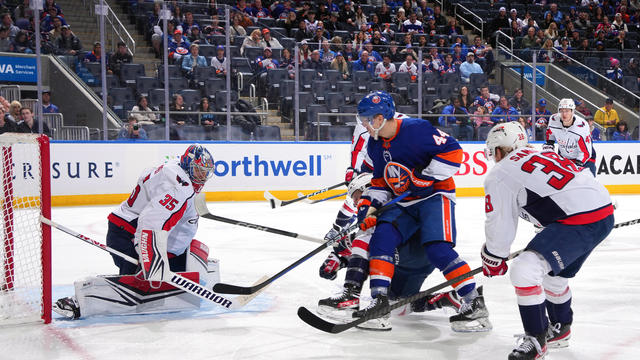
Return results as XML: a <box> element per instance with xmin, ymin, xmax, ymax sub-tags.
<box><xmin>176</xmin><ymin>175</ymin><xmax>189</xmax><ymax>186</ymax></box>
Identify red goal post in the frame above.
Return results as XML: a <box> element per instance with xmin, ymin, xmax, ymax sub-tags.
<box><xmin>0</xmin><ymin>133</ymin><xmax>51</xmax><ymax>325</ymax></box>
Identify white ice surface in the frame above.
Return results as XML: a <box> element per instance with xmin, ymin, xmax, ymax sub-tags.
<box><xmin>2</xmin><ymin>195</ymin><xmax>639</xmax><ymax>360</ymax></box>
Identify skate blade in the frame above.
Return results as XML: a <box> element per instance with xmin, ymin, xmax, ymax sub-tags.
<box><xmin>450</xmin><ymin>317</ymin><xmax>493</xmax><ymax>332</ymax></box>
<box><xmin>316</xmin><ymin>305</ymin><xmax>356</xmax><ymax>322</ymax></box>
<box><xmin>355</xmin><ymin>318</ymin><xmax>392</xmax><ymax>331</ymax></box>
<box><xmin>547</xmin><ymin>338</ymin><xmax>570</xmax><ymax>348</ymax></box>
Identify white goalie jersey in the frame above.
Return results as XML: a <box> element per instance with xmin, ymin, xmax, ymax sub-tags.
<box><xmin>545</xmin><ymin>113</ymin><xmax>595</xmax><ymax>165</ymax></box>
<box><xmin>484</xmin><ymin>148</ymin><xmax>613</xmax><ymax>258</ymax></box>
<box><xmin>110</xmin><ymin>162</ymin><xmax>199</xmax><ymax>256</ymax></box>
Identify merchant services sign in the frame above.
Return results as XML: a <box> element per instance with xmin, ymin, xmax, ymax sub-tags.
<box><xmin>0</xmin><ymin>55</ymin><xmax>37</xmax><ymax>83</ymax></box>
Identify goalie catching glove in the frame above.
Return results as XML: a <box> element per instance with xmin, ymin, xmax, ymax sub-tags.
<box><xmin>138</xmin><ymin>229</ymin><xmax>172</xmax><ymax>282</ymax></box>
<box><xmin>481</xmin><ymin>243</ymin><xmax>508</xmax><ymax>277</ymax></box>
<box><xmin>383</xmin><ymin>161</ymin><xmax>434</xmax><ymax>197</ymax></box>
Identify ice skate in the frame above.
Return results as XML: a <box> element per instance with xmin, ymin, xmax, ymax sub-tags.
<box><xmin>449</xmin><ymin>286</ymin><xmax>492</xmax><ymax>332</ymax></box>
<box><xmin>353</xmin><ymin>294</ymin><xmax>392</xmax><ymax>331</ymax></box>
<box><xmin>52</xmin><ymin>296</ymin><xmax>81</xmax><ymax>320</ymax></box>
<box><xmin>317</xmin><ymin>283</ymin><xmax>360</xmax><ymax>319</ymax></box>
<box><xmin>546</xmin><ymin>322</ymin><xmax>571</xmax><ymax>348</ymax></box>
<box><xmin>509</xmin><ymin>332</ymin><xmax>547</xmax><ymax>360</ymax></box>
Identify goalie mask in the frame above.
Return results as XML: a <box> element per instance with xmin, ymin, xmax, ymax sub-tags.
<box><xmin>180</xmin><ymin>144</ymin><xmax>215</xmax><ymax>193</ymax></box>
<box><xmin>357</xmin><ymin>91</ymin><xmax>395</xmax><ymax>140</ymax></box>
<box><xmin>484</xmin><ymin>122</ymin><xmax>528</xmax><ymax>162</ymax></box>
<box><xmin>347</xmin><ymin>172</ymin><xmax>373</xmax><ymax>199</ymax></box>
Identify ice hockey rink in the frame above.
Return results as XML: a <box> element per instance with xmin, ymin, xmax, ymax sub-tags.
<box><xmin>2</xmin><ymin>195</ymin><xmax>639</xmax><ymax>360</ymax></box>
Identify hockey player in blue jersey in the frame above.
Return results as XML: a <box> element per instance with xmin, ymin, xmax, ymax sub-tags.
<box><xmin>351</xmin><ymin>91</ymin><xmax>491</xmax><ymax>331</ymax></box>
<box><xmin>482</xmin><ymin>122</ymin><xmax>614</xmax><ymax>359</ymax></box>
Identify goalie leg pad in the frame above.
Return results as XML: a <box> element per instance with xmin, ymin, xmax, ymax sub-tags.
<box><xmin>186</xmin><ymin>239</ymin><xmax>220</xmax><ymax>286</ymax></box>
<box><xmin>73</xmin><ymin>272</ymin><xmax>201</xmax><ymax>318</ymax></box>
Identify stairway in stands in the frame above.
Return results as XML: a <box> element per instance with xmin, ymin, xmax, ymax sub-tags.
<box><xmin>56</xmin><ymin>0</ymin><xmax>158</xmax><ymax>76</ymax></box>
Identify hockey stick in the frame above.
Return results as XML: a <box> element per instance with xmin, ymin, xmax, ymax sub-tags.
<box><xmin>297</xmin><ymin>249</ymin><xmax>524</xmax><ymax>334</ymax></box>
<box><xmin>210</xmin><ymin>192</ymin><xmax>411</xmax><ymax>295</ymax></box>
<box><xmin>40</xmin><ymin>216</ymin><xmax>258</xmax><ymax>310</ymax></box>
<box><xmin>613</xmin><ymin>217</ymin><xmax>640</xmax><ymax>228</ymax></box>
<box><xmin>298</xmin><ymin>191</ymin><xmax>348</xmax><ymax>204</ymax></box>
<box><xmin>264</xmin><ymin>181</ymin><xmax>348</xmax><ymax>208</ymax></box>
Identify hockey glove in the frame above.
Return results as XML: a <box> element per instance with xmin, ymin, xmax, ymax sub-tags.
<box><xmin>138</xmin><ymin>229</ymin><xmax>172</xmax><ymax>282</ymax></box>
<box><xmin>481</xmin><ymin>244</ymin><xmax>508</xmax><ymax>277</ymax></box>
<box><xmin>345</xmin><ymin>167</ymin><xmax>356</xmax><ymax>184</ymax></box>
<box><xmin>324</xmin><ymin>225</ymin><xmax>353</xmax><ymax>255</ymax></box>
<box><xmin>357</xmin><ymin>196</ymin><xmax>381</xmax><ymax>231</ymax></box>
<box><xmin>319</xmin><ymin>251</ymin><xmax>348</xmax><ymax>280</ymax></box>
<box><xmin>383</xmin><ymin>162</ymin><xmax>434</xmax><ymax>196</ymax></box>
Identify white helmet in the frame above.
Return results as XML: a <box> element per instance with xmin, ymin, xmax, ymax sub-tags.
<box><xmin>347</xmin><ymin>172</ymin><xmax>373</xmax><ymax>198</ymax></box>
<box><xmin>558</xmin><ymin>98</ymin><xmax>575</xmax><ymax>110</ymax></box>
<box><xmin>484</xmin><ymin>122</ymin><xmax>528</xmax><ymax>161</ymax></box>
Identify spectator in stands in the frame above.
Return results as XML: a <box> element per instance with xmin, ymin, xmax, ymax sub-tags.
<box><xmin>13</xmin><ymin>0</ymin><xmax>35</xmax><ymax>24</ymax></box>
<box><xmin>299</xmin><ymin>39</ymin><xmax>312</xmax><ymax>62</ymax></box>
<box><xmin>554</xmin><ymin>37</ymin><xmax>573</xmax><ymax>65</ymax></box>
<box><xmin>545</xmin><ymin>3</ymin><xmax>563</xmax><ymax>23</ymax></box>
<box><xmin>397</xmin><ymin>53</ymin><xmax>418</xmax><ymax>81</ymax></box>
<box><xmin>362</xmin><ymin>40</ymin><xmax>382</xmax><ymax>62</ymax></box>
<box><xmin>593</xmin><ymin>40</ymin><xmax>608</xmax><ymax>59</ymax></box>
<box><xmin>250</xmin><ymin>0</ymin><xmax>270</xmax><ymax>18</ymax></box>
<box><xmin>569</xmin><ymin>29</ymin><xmax>581</xmax><ymax>47</ymax></box>
<box><xmin>574</xmin><ymin>11</ymin><xmax>592</xmax><ymax>31</ymax></box>
<box><xmin>473</xmin><ymin>86</ymin><xmax>499</xmax><ymax>113</ymax></box>
<box><xmin>181</xmin><ymin>43</ymin><xmax>207</xmax><ymax>79</ymax></box>
<box><xmin>612</xmin><ymin>120</ymin><xmax>632</xmax><ymax>140</ymax></box>
<box><xmin>17</xmin><ymin>107</ymin><xmax>51</xmax><ymax>137</ymax></box>
<box><xmin>261</xmin><ymin>28</ymin><xmax>282</xmax><ymax>50</ymax></box>
<box><xmin>376</xmin><ymin>3</ymin><xmax>392</xmax><ymax>23</ymax></box>
<box><xmin>537</xmin><ymin>38</ymin><xmax>555</xmax><ymax>63</ymax></box>
<box><xmin>508</xmin><ymin>9</ymin><xmax>521</xmax><ymax>32</ymax></box>
<box><xmin>0</xmin><ymin>105</ymin><xmax>18</xmax><ymax>134</ymax></box>
<box><xmin>612</xmin><ymin>12</ymin><xmax>628</xmax><ymax>32</ymax></box>
<box><xmin>459</xmin><ymin>52</ymin><xmax>483</xmax><ymax>83</ymax></box>
<box><xmin>472</xmin><ymin>104</ymin><xmax>493</xmax><ymax>129</ymax></box>
<box><xmin>240</xmin><ymin>29</ymin><xmax>263</xmax><ymax>55</ymax></box>
<box><xmin>625</xmin><ymin>57</ymin><xmax>640</xmax><ymax>85</ymax></box>
<box><xmin>294</xmin><ymin>20</ymin><xmax>312</xmax><ymax>42</ymax></box>
<box><xmin>281</xmin><ymin>11</ymin><xmax>299</xmax><ymax>37</ymax></box>
<box><xmin>544</xmin><ymin>21</ymin><xmax>560</xmax><ymax>41</ymax></box>
<box><xmin>424</xmin><ymin>16</ymin><xmax>437</xmax><ymax>36</ymax></box>
<box><xmin>518</xmin><ymin>117</ymin><xmax>535</xmax><ymax>141</ymax></box>
<box><xmin>489</xmin><ymin>7</ymin><xmax>509</xmax><ymax>37</ymax></box>
<box><xmin>303</xmin><ymin>49</ymin><xmax>324</xmax><ymax>76</ymax></box>
<box><xmin>492</xmin><ymin>96</ymin><xmax>519</xmax><ymax>122</ymax></box>
<box><xmin>130</xmin><ymin>96</ymin><xmax>158</xmax><ymax>125</ymax></box>
<box><xmin>433</xmin><ymin>5</ymin><xmax>447</xmax><ymax>26</ymax></box>
<box><xmin>42</xmin><ymin>90</ymin><xmax>59</xmax><ymax>114</ymax></box>
<box><xmin>108</xmin><ymin>42</ymin><xmax>133</xmax><ymax>77</ymax></box>
<box><xmin>324</xmin><ymin>11</ymin><xmax>341</xmax><ymax>35</ymax></box>
<box><xmin>421</xmin><ymin>54</ymin><xmax>437</xmax><ymax>73</ymax></box>
<box><xmin>310</xmin><ymin>26</ymin><xmax>329</xmax><ymax>48</ymax></box>
<box><xmin>439</xmin><ymin>97</ymin><xmax>472</xmax><ymax>141</ymax></box>
<box><xmin>575</xmin><ymin>99</ymin><xmax>592</xmax><ymax>117</ymax></box>
<box><xmin>451</xmin><ymin>43</ymin><xmax>465</xmax><ymax>66</ymax></box>
<box><xmin>375</xmin><ymin>52</ymin><xmax>395</xmax><ymax>85</ymax></box>
<box><xmin>352</xmin><ymin>50</ymin><xmax>375</xmax><ymax>76</ymax></box>
<box><xmin>573</xmin><ymin>38</ymin><xmax>591</xmax><ymax>62</ymax></box>
<box><xmin>457</xmin><ymin>86</ymin><xmax>473</xmax><ymax>110</ymax></box>
<box><xmin>187</xmin><ymin>26</ymin><xmax>208</xmax><ymax>44</ymax></box>
<box><xmin>304</xmin><ymin>10</ymin><xmax>319</xmax><ymax>33</ymax></box>
<box><xmin>351</xmin><ymin>31</ymin><xmax>366</xmax><ymax>52</ymax></box>
<box><xmin>507</xmin><ymin>17</ymin><xmax>521</xmax><ymax>37</ymax></box>
<box><xmin>588</xmin><ymin>117</ymin><xmax>601</xmax><ymax>141</ymax></box>
<box><xmin>470</xmin><ymin>36</ymin><xmax>494</xmax><ymax>74</ymax></box>
<box><xmin>10</xmin><ymin>30</ymin><xmax>32</xmax><ymax>53</ymax></box>
<box><xmin>610</xmin><ymin>30</ymin><xmax>631</xmax><ymax>50</ymax></box>
<box><xmin>48</xmin><ymin>16</ymin><xmax>63</xmax><ymax>43</ymax></box>
<box><xmin>182</xmin><ymin>11</ymin><xmax>199</xmax><ymax>36</ymax></box>
<box><xmin>330</xmin><ymin>52</ymin><xmax>350</xmax><ymax>80</ymax></box>
<box><xmin>0</xmin><ymin>26</ymin><xmax>10</xmax><ymax>52</ymax></box>
<box><xmin>606</xmin><ymin>57</ymin><xmax>624</xmax><ymax>85</ymax></box>
<box><xmin>340</xmin><ymin>0</ymin><xmax>357</xmax><ymax>32</ymax></box>
<box><xmin>594</xmin><ymin>98</ymin><xmax>620</xmax><ymax>128</ymax></box>
<box><xmin>318</xmin><ymin>40</ymin><xmax>335</xmax><ymax>62</ymax></box>
<box><xmin>439</xmin><ymin>54</ymin><xmax>457</xmax><ymax>75</ymax></box>
<box><xmin>522</xmin><ymin>16</ymin><xmax>540</xmax><ymax>36</ymax></box>
<box><xmin>117</xmin><ymin>117</ymin><xmax>148</xmax><ymax>140</ymax></box>
<box><xmin>255</xmin><ymin>47</ymin><xmax>279</xmax><ymax>74</ymax></box>
<box><xmin>534</xmin><ymin>98</ymin><xmax>552</xmax><ymax>138</ymax></box>
<box><xmin>9</xmin><ymin>101</ymin><xmax>22</xmax><ymax>121</ymax></box>
<box><xmin>210</xmin><ymin>45</ymin><xmax>228</xmax><ymax>77</ymax></box>
<box><xmin>1</xmin><ymin>13</ymin><xmax>18</xmax><ymax>39</ymax></box>
<box><xmin>55</xmin><ymin>25</ymin><xmax>81</xmax><ymax>56</ymax></box>
<box><xmin>198</xmin><ymin>97</ymin><xmax>216</xmax><ymax>126</ymax></box>
<box><xmin>168</xmin><ymin>29</ymin><xmax>190</xmax><ymax>61</ymax></box>
<box><xmin>170</xmin><ymin>94</ymin><xmax>190</xmax><ymax>125</ymax></box>
<box><xmin>370</xmin><ymin>30</ymin><xmax>387</xmax><ymax>52</ymax></box>
<box><xmin>509</xmin><ymin>88</ymin><xmax>531</xmax><ymax>114</ymax></box>
<box><xmin>402</xmin><ymin>12</ymin><xmax>423</xmax><ymax>33</ymax></box>
<box><xmin>354</xmin><ymin>5</ymin><xmax>367</xmax><ymax>29</ymax></box>
<box><xmin>84</xmin><ymin>41</ymin><xmax>103</xmax><ymax>63</ymax></box>
<box><xmin>387</xmin><ymin>41</ymin><xmax>404</xmax><ymax>63</ymax></box>
<box><xmin>229</xmin><ymin>13</ymin><xmax>247</xmax><ymax>38</ymax></box>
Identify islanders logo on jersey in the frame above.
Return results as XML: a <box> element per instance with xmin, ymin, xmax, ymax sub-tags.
<box><xmin>383</xmin><ymin>162</ymin><xmax>412</xmax><ymax>195</ymax></box>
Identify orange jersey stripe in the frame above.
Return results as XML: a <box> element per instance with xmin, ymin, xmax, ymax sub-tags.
<box><xmin>445</xmin><ymin>263</ymin><xmax>473</xmax><ymax>288</ymax></box>
<box><xmin>442</xmin><ymin>197</ymin><xmax>453</xmax><ymax>242</ymax></box>
<box><xmin>370</xmin><ymin>259</ymin><xmax>395</xmax><ymax>278</ymax></box>
<box><xmin>371</xmin><ymin>177</ymin><xmax>387</xmax><ymax>188</ymax></box>
<box><xmin>435</xmin><ymin>148</ymin><xmax>463</xmax><ymax>165</ymax></box>
<box><xmin>434</xmin><ymin>177</ymin><xmax>456</xmax><ymax>191</ymax></box>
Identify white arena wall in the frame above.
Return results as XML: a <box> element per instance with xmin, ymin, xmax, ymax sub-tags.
<box><xmin>47</xmin><ymin>141</ymin><xmax>640</xmax><ymax>206</ymax></box>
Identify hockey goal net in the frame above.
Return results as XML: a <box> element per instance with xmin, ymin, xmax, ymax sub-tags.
<box><xmin>0</xmin><ymin>134</ymin><xmax>51</xmax><ymax>325</ymax></box>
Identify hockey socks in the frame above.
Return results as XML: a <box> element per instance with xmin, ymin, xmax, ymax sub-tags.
<box><xmin>518</xmin><ymin>303</ymin><xmax>549</xmax><ymax>336</ymax></box>
<box><xmin>424</xmin><ymin>242</ymin><xmax>476</xmax><ymax>298</ymax></box>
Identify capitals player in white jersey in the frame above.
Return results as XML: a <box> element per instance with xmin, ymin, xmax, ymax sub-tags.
<box><xmin>481</xmin><ymin>122</ymin><xmax>614</xmax><ymax>359</ymax></box>
<box><xmin>53</xmin><ymin>145</ymin><xmax>217</xmax><ymax>319</ymax></box>
<box><xmin>544</xmin><ymin>98</ymin><xmax>596</xmax><ymax>176</ymax></box>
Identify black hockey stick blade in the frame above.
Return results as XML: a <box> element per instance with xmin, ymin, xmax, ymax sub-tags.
<box><xmin>297</xmin><ymin>249</ymin><xmax>523</xmax><ymax>334</ymax></box>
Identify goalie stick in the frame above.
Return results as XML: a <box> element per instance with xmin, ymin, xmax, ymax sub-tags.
<box><xmin>40</xmin><ymin>216</ymin><xmax>259</xmax><ymax>309</ymax></box>
<box><xmin>264</xmin><ymin>181</ymin><xmax>347</xmax><ymax>208</ymax></box>
<box><xmin>208</xmin><ymin>192</ymin><xmax>410</xmax><ymax>295</ymax></box>
<box><xmin>613</xmin><ymin>217</ymin><xmax>640</xmax><ymax>228</ymax></box>
<box><xmin>297</xmin><ymin>249</ymin><xmax>524</xmax><ymax>334</ymax></box>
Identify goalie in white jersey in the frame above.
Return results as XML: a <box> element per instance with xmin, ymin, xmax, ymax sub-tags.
<box><xmin>480</xmin><ymin>122</ymin><xmax>614</xmax><ymax>360</ymax></box>
<box><xmin>53</xmin><ymin>145</ymin><xmax>217</xmax><ymax>319</ymax></box>
<box><xmin>544</xmin><ymin>98</ymin><xmax>596</xmax><ymax>176</ymax></box>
